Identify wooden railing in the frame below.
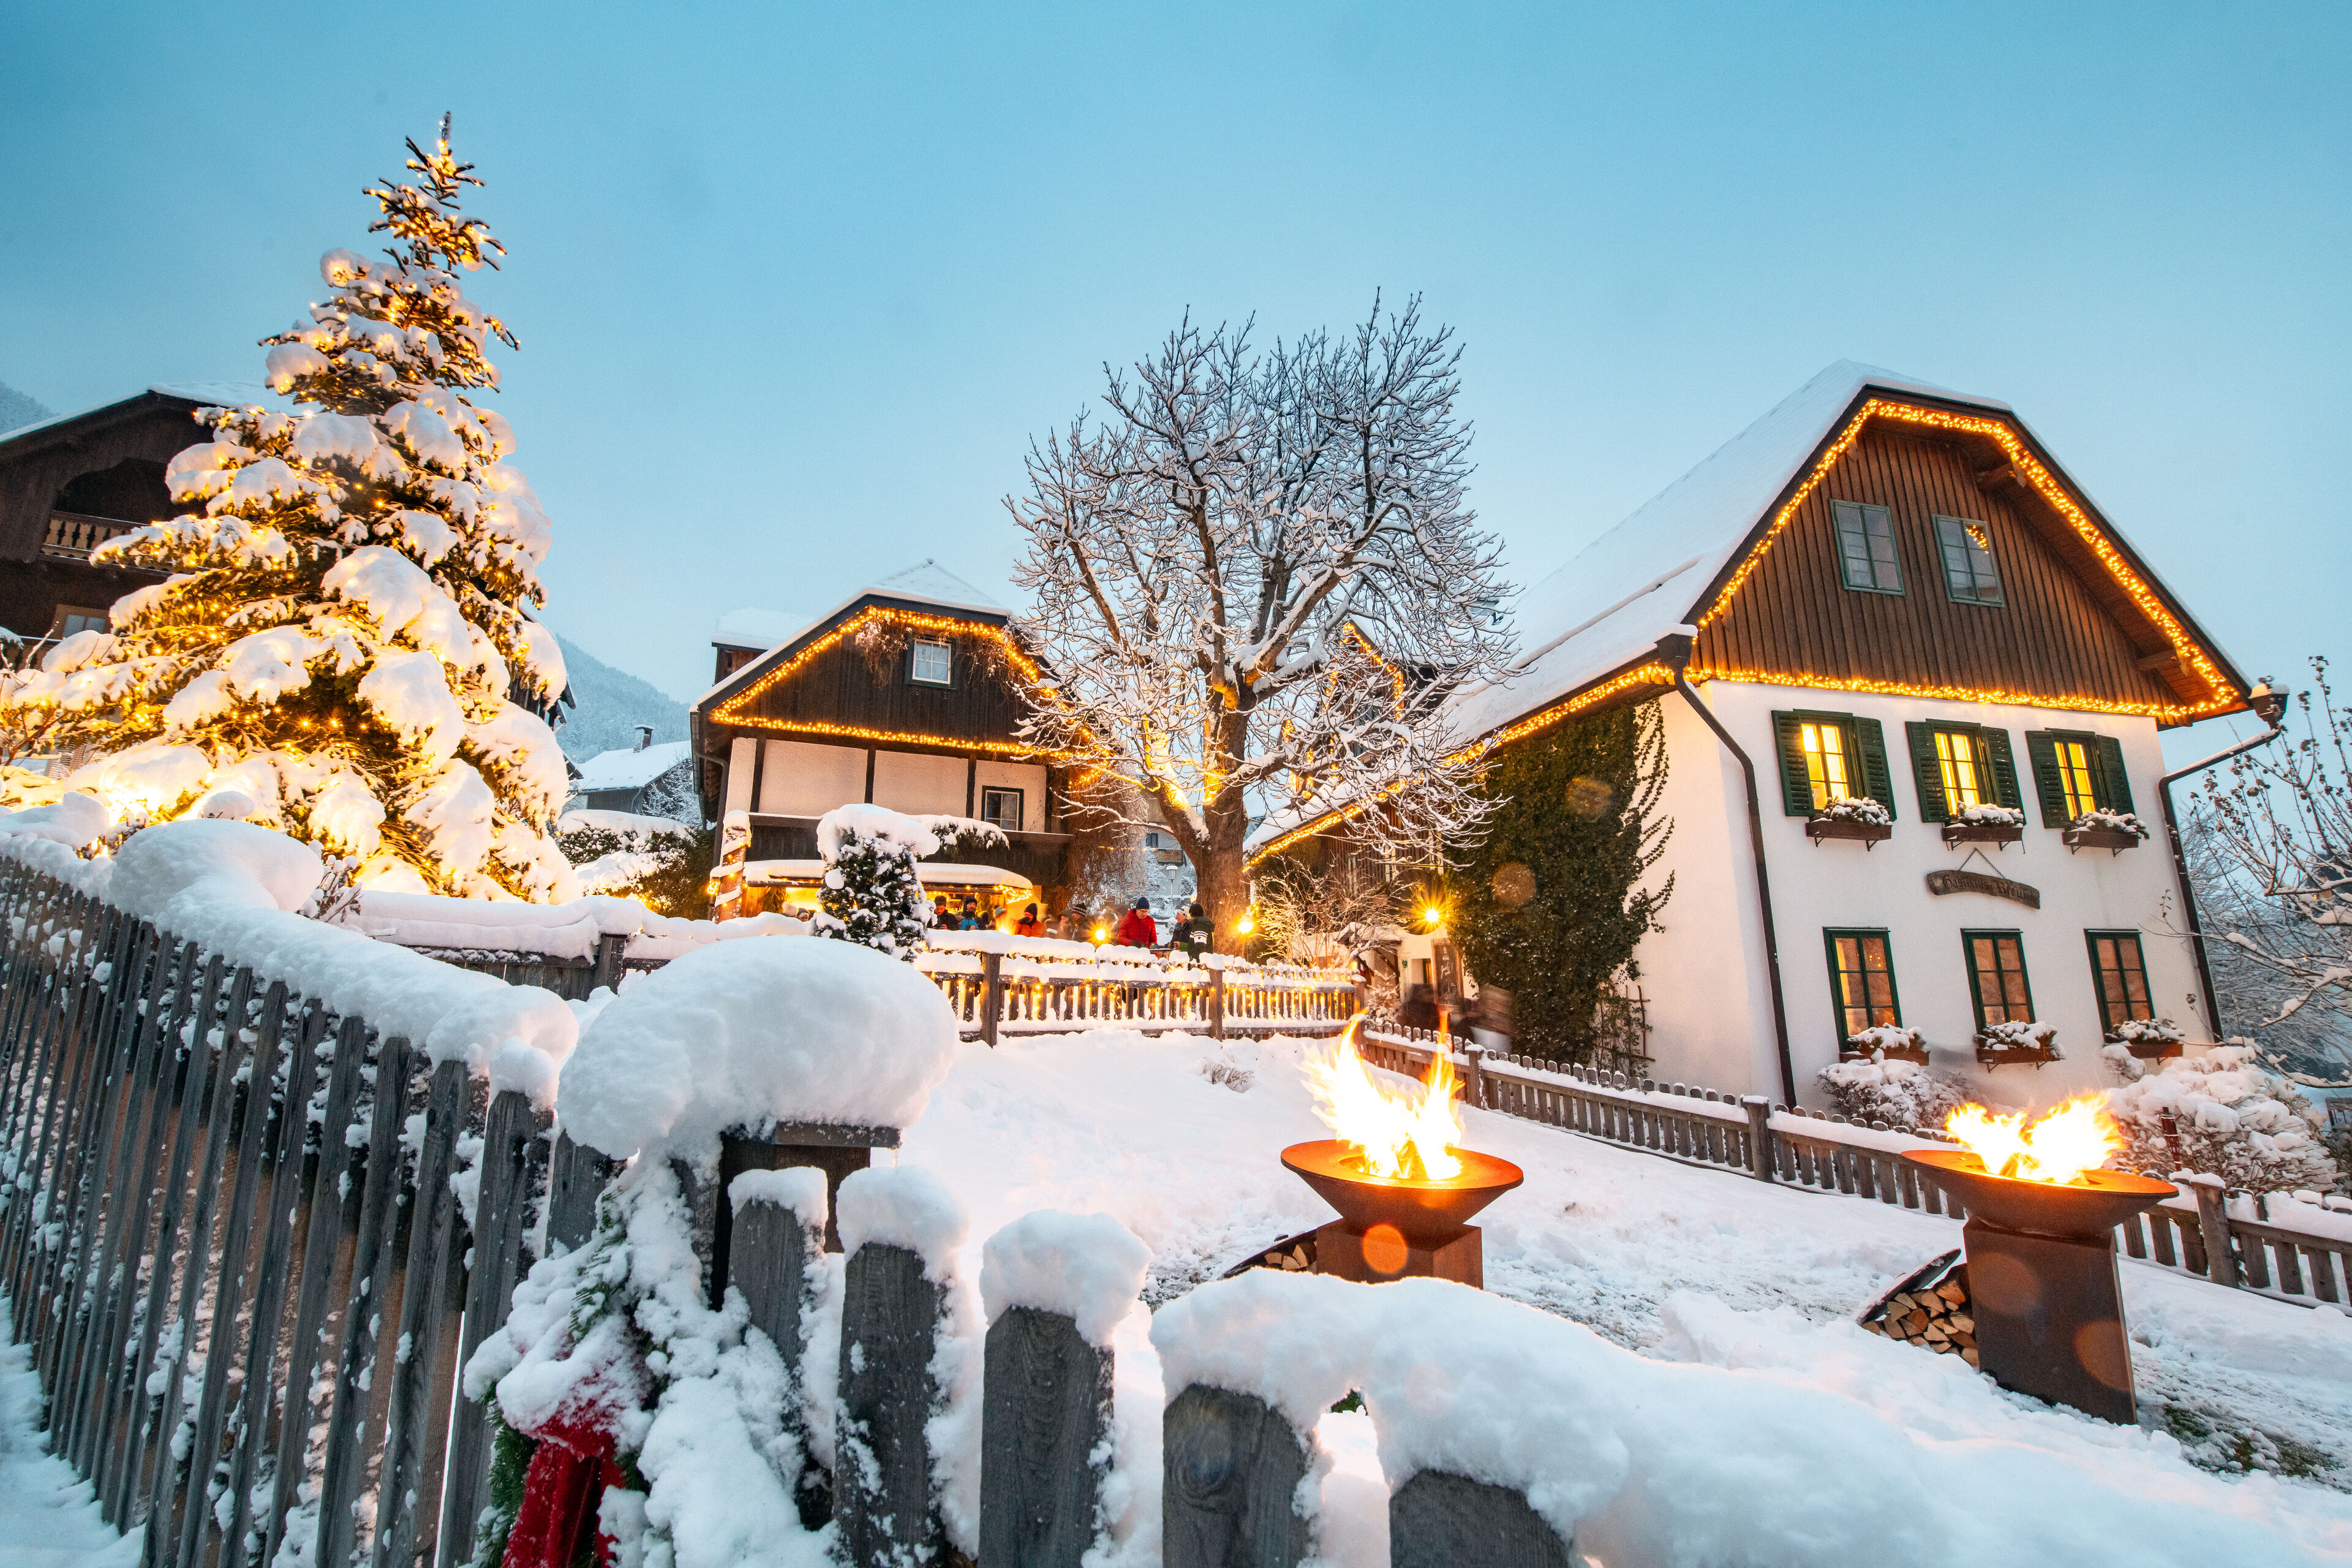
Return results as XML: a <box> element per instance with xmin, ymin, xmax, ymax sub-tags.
<box><xmin>42</xmin><ymin>510</ymin><xmax>138</xmax><ymax>560</ymax></box>
<box><xmin>1360</xmin><ymin>1030</ymin><xmax>2352</xmax><ymax>1310</ymax></box>
<box><xmin>921</xmin><ymin>948</ymin><xmax>1359</xmax><ymax>1043</ymax></box>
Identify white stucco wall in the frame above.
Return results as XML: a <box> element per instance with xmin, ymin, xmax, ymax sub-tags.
<box><xmin>1634</xmin><ymin>680</ymin><xmax>2204</xmax><ymax>1111</ymax></box>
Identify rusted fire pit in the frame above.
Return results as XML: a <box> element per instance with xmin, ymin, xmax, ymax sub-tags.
<box><xmin>1902</xmin><ymin>1099</ymin><xmax>2175</xmax><ymax>1425</ymax></box>
<box><xmin>1281</xmin><ymin>1138</ymin><xmax>1523</xmax><ymax>1287</ymax></box>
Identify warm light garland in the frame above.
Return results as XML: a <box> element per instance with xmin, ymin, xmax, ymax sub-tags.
<box><xmin>1695</xmin><ymin>398</ymin><xmax>2238</xmax><ymax>718</ymax></box>
<box><xmin>1682</xmin><ymin>665</ymin><xmax>2210</xmax><ymax>723</ymax></box>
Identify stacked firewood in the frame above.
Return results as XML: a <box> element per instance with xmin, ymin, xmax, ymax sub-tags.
<box><xmin>1860</xmin><ymin>1254</ymin><xmax>1979</xmax><ymax>1367</ymax></box>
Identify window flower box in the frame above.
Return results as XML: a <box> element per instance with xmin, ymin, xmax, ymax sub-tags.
<box><xmin>2108</xmin><ymin>1016</ymin><xmax>2184</xmax><ymax>1060</ymax></box>
<box><xmin>1974</xmin><ymin>1019</ymin><xmax>2059</xmax><ymax>1067</ymax></box>
<box><xmin>1807</xmin><ymin>796</ymin><xmax>1893</xmax><ymax>848</ymax></box>
<box><xmin>2064</xmin><ymin>809</ymin><xmax>2148</xmax><ymax>854</ymax></box>
<box><xmin>1942</xmin><ymin>802</ymin><xmax>2025</xmax><ymax>848</ymax></box>
<box><xmin>1842</xmin><ymin>1023</ymin><xmax>1928</xmax><ymax>1065</ymax></box>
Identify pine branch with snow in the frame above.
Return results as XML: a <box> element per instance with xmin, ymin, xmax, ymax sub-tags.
<box><xmin>1006</xmin><ymin>298</ymin><xmax>1515</xmax><ymax>948</ymax></box>
<box><xmin>0</xmin><ymin>118</ymin><xmax>573</xmax><ymax>899</ymax></box>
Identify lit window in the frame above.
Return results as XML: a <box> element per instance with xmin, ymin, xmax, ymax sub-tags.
<box><xmin>1934</xmin><ymin>729</ymin><xmax>1989</xmax><ymax>810</ymax></box>
<box><xmin>45</xmin><ymin>606</ymin><xmax>107</xmax><ymax>639</ymax></box>
<box><xmin>1831</xmin><ymin>501</ymin><xmax>1902</xmax><ymax>594</ymax></box>
<box><xmin>2055</xmin><ymin>739</ymin><xmax>2098</xmax><ymax>821</ymax></box>
<box><xmin>980</xmin><ymin>787</ymin><xmax>1023</xmax><ymax>834</ymax></box>
<box><xmin>910</xmin><ymin>640</ymin><xmax>951</xmax><ymax>685</ymax></box>
<box><xmin>2086</xmin><ymin>931</ymin><xmax>2152</xmax><ymax>1037</ymax></box>
<box><xmin>1934</xmin><ymin>515</ymin><xmax>2003</xmax><ymax>606</ymax></box>
<box><xmin>1825</xmin><ymin>930</ymin><xmax>1901</xmax><ymax>1039</ymax></box>
<box><xmin>1800</xmin><ymin>720</ymin><xmax>1850</xmax><ymax>809</ymax></box>
<box><xmin>1964</xmin><ymin>932</ymin><xmax>2034</xmax><ymax>1030</ymax></box>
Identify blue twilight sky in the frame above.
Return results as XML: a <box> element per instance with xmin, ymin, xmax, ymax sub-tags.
<box><xmin>3</xmin><ymin>2</ymin><xmax>2345</xmax><ymax>758</ymax></box>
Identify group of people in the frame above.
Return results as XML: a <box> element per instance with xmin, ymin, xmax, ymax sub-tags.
<box><xmin>933</xmin><ymin>892</ymin><xmax>1216</xmax><ymax>957</ymax></box>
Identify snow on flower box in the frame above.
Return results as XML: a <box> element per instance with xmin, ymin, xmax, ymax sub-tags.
<box><xmin>2063</xmin><ymin>810</ymin><xmax>2149</xmax><ymax>854</ymax></box>
<box><xmin>1841</xmin><ymin>1023</ymin><xmax>1928</xmax><ymax>1065</ymax></box>
<box><xmin>2108</xmin><ymin>1016</ymin><xmax>2185</xmax><ymax>1060</ymax></box>
<box><xmin>1806</xmin><ymin>797</ymin><xmax>1893</xmax><ymax>848</ymax></box>
<box><xmin>1942</xmin><ymin>803</ymin><xmax>2026</xmax><ymax>848</ymax></box>
<box><xmin>1973</xmin><ymin>1019</ymin><xmax>2059</xmax><ymax>1068</ymax></box>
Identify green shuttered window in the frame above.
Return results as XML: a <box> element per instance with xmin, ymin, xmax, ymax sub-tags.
<box><xmin>1832</xmin><ymin>500</ymin><xmax>1903</xmax><ymax>594</ymax></box>
<box><xmin>1772</xmin><ymin>711</ymin><xmax>1894</xmax><ymax>816</ymax></box>
<box><xmin>1901</xmin><ymin>722</ymin><xmax>2021</xmax><ymax>823</ymax></box>
<box><xmin>2086</xmin><ymin>930</ymin><xmax>2154</xmax><ymax>1037</ymax></box>
<box><xmin>2022</xmin><ymin>731</ymin><xmax>2136</xmax><ymax>826</ymax></box>
<box><xmin>1962</xmin><ymin>930</ymin><xmax>2035</xmax><ymax>1031</ymax></box>
<box><xmin>1825</xmin><ymin>929</ymin><xmax>1901</xmax><ymax>1040</ymax></box>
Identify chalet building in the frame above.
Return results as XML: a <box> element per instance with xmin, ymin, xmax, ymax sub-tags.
<box><xmin>0</xmin><ymin>386</ymin><xmax>262</xmax><ymax>650</ymax></box>
<box><xmin>568</xmin><ymin>732</ymin><xmax>695</xmax><ymax>816</ymax></box>
<box><xmin>1259</xmin><ymin>363</ymin><xmax>2259</xmax><ymax>1108</ymax></box>
<box><xmin>691</xmin><ymin>562</ymin><xmax>1096</xmax><ymax>922</ymax></box>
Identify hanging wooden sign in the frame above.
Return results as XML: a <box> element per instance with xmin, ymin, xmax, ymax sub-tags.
<box><xmin>1924</xmin><ymin>869</ymin><xmax>2040</xmax><ymax>908</ymax></box>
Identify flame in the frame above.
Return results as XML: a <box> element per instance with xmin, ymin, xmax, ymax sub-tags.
<box><xmin>1945</xmin><ymin>1095</ymin><xmax>2124</xmax><ymax>1186</ymax></box>
<box><xmin>1300</xmin><ymin>1015</ymin><xmax>1463</xmax><ymax>1180</ymax></box>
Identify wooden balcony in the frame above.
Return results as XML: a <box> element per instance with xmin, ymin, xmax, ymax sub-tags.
<box><xmin>42</xmin><ymin>510</ymin><xmax>138</xmax><ymax>560</ymax></box>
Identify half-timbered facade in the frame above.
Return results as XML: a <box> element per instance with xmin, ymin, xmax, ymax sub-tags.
<box><xmin>1260</xmin><ymin>363</ymin><xmax>2256</xmax><ymax>1107</ymax></box>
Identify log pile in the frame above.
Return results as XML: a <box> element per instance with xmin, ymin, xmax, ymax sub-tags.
<box><xmin>1860</xmin><ymin>1253</ymin><xmax>1979</xmax><ymax>1368</ymax></box>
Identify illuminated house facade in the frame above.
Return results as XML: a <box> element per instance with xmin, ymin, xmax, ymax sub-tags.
<box><xmin>690</xmin><ymin>562</ymin><xmax>1090</xmax><ymax>920</ymax></box>
<box><xmin>1261</xmin><ymin>363</ymin><xmax>2257</xmax><ymax>1107</ymax></box>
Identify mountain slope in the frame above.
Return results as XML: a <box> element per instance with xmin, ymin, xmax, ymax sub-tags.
<box><xmin>552</xmin><ymin>633</ymin><xmax>688</xmax><ymax>761</ymax></box>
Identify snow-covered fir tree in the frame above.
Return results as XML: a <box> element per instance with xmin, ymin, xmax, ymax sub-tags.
<box><xmin>0</xmin><ymin>119</ymin><xmax>571</xmax><ymax>898</ymax></box>
<box><xmin>812</xmin><ymin>804</ymin><xmax>1003</xmax><ymax>960</ymax></box>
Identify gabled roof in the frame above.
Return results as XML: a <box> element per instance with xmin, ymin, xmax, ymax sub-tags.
<box><xmin>1444</xmin><ymin>360</ymin><xmax>2245</xmax><ymax>743</ymax></box>
<box><xmin>709</xmin><ymin>559</ymin><xmax>1004</xmax><ymax>655</ymax></box>
<box><xmin>712</xmin><ymin>605</ymin><xmax>821</xmax><ymax>652</ymax></box>
<box><xmin>571</xmin><ymin>740</ymin><xmax>692</xmax><ymax>792</ymax></box>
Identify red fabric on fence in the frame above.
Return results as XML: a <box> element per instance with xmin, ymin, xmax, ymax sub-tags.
<box><xmin>502</xmin><ymin>1404</ymin><xmax>628</xmax><ymax>1568</ymax></box>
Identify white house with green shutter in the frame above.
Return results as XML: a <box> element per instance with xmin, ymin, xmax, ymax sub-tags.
<box><xmin>1438</xmin><ymin>363</ymin><xmax>2263</xmax><ymax>1108</ymax></box>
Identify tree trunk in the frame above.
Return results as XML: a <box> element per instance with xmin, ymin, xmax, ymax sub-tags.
<box><xmin>1193</xmin><ymin>802</ymin><xmax>1254</xmax><ymax>955</ymax></box>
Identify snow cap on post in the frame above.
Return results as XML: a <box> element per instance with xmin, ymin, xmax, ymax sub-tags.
<box><xmin>979</xmin><ymin>1211</ymin><xmax>1150</xmax><ymax>1346</ymax></box>
<box><xmin>556</xmin><ymin>933</ymin><xmax>960</xmax><ymax>1164</ymax></box>
<box><xmin>728</xmin><ymin>1165</ymin><xmax>831</xmax><ymax>1232</ymax></box>
<box><xmin>837</xmin><ymin>1165</ymin><xmax>969</xmax><ymax>1283</ymax></box>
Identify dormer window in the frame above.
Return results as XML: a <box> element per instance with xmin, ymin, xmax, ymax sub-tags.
<box><xmin>1934</xmin><ymin>514</ymin><xmax>2004</xmax><ymax>606</ymax></box>
<box><xmin>910</xmin><ymin>639</ymin><xmax>952</xmax><ymax>686</ymax></box>
<box><xmin>1831</xmin><ymin>501</ymin><xmax>1902</xmax><ymax>594</ymax></box>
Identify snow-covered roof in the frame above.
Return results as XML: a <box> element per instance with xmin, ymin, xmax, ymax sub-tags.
<box><xmin>0</xmin><ymin>382</ymin><xmax>281</xmax><ymax>448</ymax></box>
<box><xmin>1444</xmin><ymin>361</ymin><xmax>2005</xmax><ymax>741</ymax></box>
<box><xmin>570</xmin><ymin>740</ymin><xmax>691</xmax><ymax>793</ymax></box>
<box><xmin>712</xmin><ymin>606</ymin><xmax>821</xmax><ymax>651</ymax></box>
<box><xmin>697</xmin><ymin>558</ymin><xmax>1017</xmax><ymax>709</ymax></box>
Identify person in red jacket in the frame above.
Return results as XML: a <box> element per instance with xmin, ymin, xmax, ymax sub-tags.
<box><xmin>1114</xmin><ymin>897</ymin><xmax>1158</xmax><ymax>948</ymax></box>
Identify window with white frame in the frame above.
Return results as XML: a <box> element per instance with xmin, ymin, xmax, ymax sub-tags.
<box><xmin>910</xmin><ymin>639</ymin><xmax>952</xmax><ymax>685</ymax></box>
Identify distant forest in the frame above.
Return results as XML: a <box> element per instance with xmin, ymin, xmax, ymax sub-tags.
<box><xmin>552</xmin><ymin>633</ymin><xmax>687</xmax><ymax>761</ymax></box>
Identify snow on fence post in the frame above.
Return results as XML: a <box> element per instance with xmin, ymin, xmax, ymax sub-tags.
<box><xmin>2183</xmin><ymin>1173</ymin><xmax>2239</xmax><ymax>1288</ymax></box>
<box><xmin>726</xmin><ymin>1166</ymin><xmax>829</xmax><ymax>1512</ymax></box>
<box><xmin>1742</xmin><ymin>1096</ymin><xmax>1776</xmax><ymax>1183</ymax></box>
<box><xmin>1161</xmin><ymin>1384</ymin><xmax>1313</xmax><ymax>1568</ymax></box>
<box><xmin>833</xmin><ymin>1166</ymin><xmax>970</xmax><ymax>1568</ymax></box>
<box><xmin>976</xmin><ymin>1212</ymin><xmax>1149</xmax><ymax>1568</ymax></box>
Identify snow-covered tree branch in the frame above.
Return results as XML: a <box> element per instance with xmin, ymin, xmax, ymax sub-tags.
<box><xmin>1006</xmin><ymin>298</ymin><xmax>1513</xmax><ymax>947</ymax></box>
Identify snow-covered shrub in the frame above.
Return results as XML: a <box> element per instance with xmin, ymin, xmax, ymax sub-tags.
<box><xmin>2104</xmin><ymin>1045</ymin><xmax>2338</xmax><ymax>1190</ymax></box>
<box><xmin>2111</xmin><ymin>1016</ymin><xmax>2185</xmax><ymax>1049</ymax></box>
<box><xmin>812</xmin><ymin>804</ymin><xmax>1003</xmax><ymax>961</ymax></box>
<box><xmin>1844</xmin><ymin>1023</ymin><xmax>1923</xmax><ymax>1058</ymax></box>
<box><xmin>1979</xmin><ymin>1019</ymin><xmax>2058</xmax><ymax>1055</ymax></box>
<box><xmin>559</xmin><ymin>809</ymin><xmax>712</xmax><ymax>918</ymax></box>
<box><xmin>2071</xmin><ymin>809</ymin><xmax>2150</xmax><ymax>839</ymax></box>
<box><xmin>1814</xmin><ymin>796</ymin><xmax>1891</xmax><ymax>826</ymax></box>
<box><xmin>1815</xmin><ymin>1056</ymin><xmax>1968</xmax><ymax>1132</ymax></box>
<box><xmin>1954</xmin><ymin>802</ymin><xmax>2026</xmax><ymax>828</ymax></box>
<box><xmin>0</xmin><ymin>764</ymin><xmax>64</xmax><ymax>813</ymax></box>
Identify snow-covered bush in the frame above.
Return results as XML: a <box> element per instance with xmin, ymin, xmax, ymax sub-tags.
<box><xmin>1979</xmin><ymin>1019</ymin><xmax>2058</xmax><ymax>1055</ymax></box>
<box><xmin>1844</xmin><ymin>1023</ymin><xmax>1924</xmax><ymax>1058</ymax></box>
<box><xmin>2071</xmin><ymin>809</ymin><xmax>2150</xmax><ymax>839</ymax></box>
<box><xmin>811</xmin><ymin>804</ymin><xmax>1003</xmax><ymax>961</ymax></box>
<box><xmin>559</xmin><ymin>809</ymin><xmax>712</xmax><ymax>918</ymax></box>
<box><xmin>2104</xmin><ymin>1045</ymin><xmax>2338</xmax><ymax>1190</ymax></box>
<box><xmin>2110</xmin><ymin>1016</ymin><xmax>2185</xmax><ymax>1049</ymax></box>
<box><xmin>1954</xmin><ymin>802</ymin><xmax>2026</xmax><ymax>828</ymax></box>
<box><xmin>1815</xmin><ymin>1055</ymin><xmax>1968</xmax><ymax>1132</ymax></box>
<box><xmin>1814</xmin><ymin>796</ymin><xmax>1891</xmax><ymax>826</ymax></box>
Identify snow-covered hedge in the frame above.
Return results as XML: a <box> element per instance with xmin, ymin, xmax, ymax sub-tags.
<box><xmin>1815</xmin><ymin>1055</ymin><xmax>1967</xmax><ymax>1133</ymax></box>
<box><xmin>349</xmin><ymin>884</ymin><xmax>804</xmax><ymax>962</ymax></box>
<box><xmin>2105</xmin><ymin>1045</ymin><xmax>2338</xmax><ymax>1191</ymax></box>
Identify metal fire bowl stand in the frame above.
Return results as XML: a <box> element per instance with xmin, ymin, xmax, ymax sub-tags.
<box><xmin>1281</xmin><ymin>1139</ymin><xmax>1525</xmax><ymax>1289</ymax></box>
<box><xmin>1902</xmin><ymin>1150</ymin><xmax>2176</xmax><ymax>1425</ymax></box>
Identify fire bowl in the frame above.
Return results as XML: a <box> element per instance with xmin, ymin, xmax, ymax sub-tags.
<box><xmin>1901</xmin><ymin>1150</ymin><xmax>2176</xmax><ymax>1238</ymax></box>
<box><xmin>1281</xmin><ymin>1139</ymin><xmax>1525</xmax><ymax>1244</ymax></box>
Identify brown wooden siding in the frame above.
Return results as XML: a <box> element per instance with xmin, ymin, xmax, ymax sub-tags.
<box><xmin>723</xmin><ymin>619</ymin><xmax>1035</xmax><ymax>748</ymax></box>
<box><xmin>1693</xmin><ymin>426</ymin><xmax>2177</xmax><ymax>710</ymax></box>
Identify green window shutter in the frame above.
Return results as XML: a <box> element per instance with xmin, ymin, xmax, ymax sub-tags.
<box><xmin>1852</xmin><ymin>718</ymin><xmax>1896</xmax><ymax>820</ymax></box>
<box><xmin>1904</xmin><ymin>721</ymin><xmax>1950</xmax><ymax>823</ymax></box>
<box><xmin>2093</xmin><ymin>736</ymin><xmax>2136</xmax><ymax>815</ymax></box>
<box><xmin>2022</xmin><ymin>731</ymin><xmax>2068</xmax><ymax>827</ymax></box>
<box><xmin>1980</xmin><ymin>729</ymin><xmax>2022</xmax><ymax>810</ymax></box>
<box><xmin>1771</xmin><ymin>712</ymin><xmax>1814</xmax><ymax>816</ymax></box>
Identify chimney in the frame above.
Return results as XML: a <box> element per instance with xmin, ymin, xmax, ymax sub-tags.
<box><xmin>635</xmin><ymin>725</ymin><xmax>652</xmax><ymax>752</ymax></box>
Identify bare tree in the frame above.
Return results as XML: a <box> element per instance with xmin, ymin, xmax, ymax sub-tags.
<box><xmin>1008</xmin><ymin>298</ymin><xmax>1513</xmax><ymax>949</ymax></box>
<box><xmin>1254</xmin><ymin>851</ymin><xmax>1405</xmax><ymax>968</ymax></box>
<box><xmin>2185</xmin><ymin>657</ymin><xmax>2352</xmax><ymax>1074</ymax></box>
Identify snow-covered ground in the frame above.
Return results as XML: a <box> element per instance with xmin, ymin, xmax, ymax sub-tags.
<box><xmin>0</xmin><ymin>1306</ymin><xmax>138</xmax><ymax>1568</ymax></box>
<box><xmin>897</xmin><ymin>1029</ymin><xmax>2352</xmax><ymax>1556</ymax></box>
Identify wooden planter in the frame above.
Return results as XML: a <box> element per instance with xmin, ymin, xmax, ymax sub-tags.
<box><xmin>1942</xmin><ymin>821</ymin><xmax>2023</xmax><ymax>848</ymax></box>
<box><xmin>1842</xmin><ymin>1042</ymin><xmax>1929</xmax><ymax>1065</ymax></box>
<box><xmin>1807</xmin><ymin>817</ymin><xmax>1892</xmax><ymax>848</ymax></box>
<box><xmin>1974</xmin><ymin>1033</ymin><xmax>2059</xmax><ymax>1068</ymax></box>
<box><xmin>2064</xmin><ymin>826</ymin><xmax>2143</xmax><ymax>854</ymax></box>
<box><xmin>2113</xmin><ymin>1035</ymin><xmax>2184</xmax><ymax>1061</ymax></box>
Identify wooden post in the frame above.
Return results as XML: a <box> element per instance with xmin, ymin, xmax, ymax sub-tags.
<box><xmin>980</xmin><ymin>949</ymin><xmax>1005</xmax><ymax>1049</ymax></box>
<box><xmin>726</xmin><ymin>1172</ymin><xmax>827</xmax><ymax>1521</ymax></box>
<box><xmin>834</xmin><ymin>1241</ymin><xmax>948</xmax><ymax>1567</ymax></box>
<box><xmin>372</xmin><ymin>1057</ymin><xmax>470</xmax><ymax>1568</ymax></box>
<box><xmin>1209</xmin><ymin>965</ymin><xmax>1226</xmax><ymax>1042</ymax></box>
<box><xmin>1461</xmin><ymin>1046</ymin><xmax>1484</xmax><ymax>1112</ymax></box>
<box><xmin>1390</xmin><ymin>1470</ymin><xmax>1574</xmax><ymax>1567</ymax></box>
<box><xmin>546</xmin><ymin>1129</ymin><xmax>619</xmax><ymax>1253</ymax></box>
<box><xmin>1161</xmin><ymin>1383</ymin><xmax>1311</xmax><ymax>1568</ymax></box>
<box><xmin>592</xmin><ymin>930</ymin><xmax>627</xmax><ymax>993</ymax></box>
<box><xmin>979</xmin><ymin>1307</ymin><xmax>1114</xmax><ymax>1568</ymax></box>
<box><xmin>2184</xmin><ymin>1174</ymin><xmax>2238</xmax><ymax>1288</ymax></box>
<box><xmin>1742</xmin><ymin>1096</ymin><xmax>1776</xmax><ymax>1183</ymax></box>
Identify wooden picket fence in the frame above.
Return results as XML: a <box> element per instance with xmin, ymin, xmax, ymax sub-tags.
<box><xmin>1360</xmin><ymin>1028</ymin><xmax>2352</xmax><ymax>1311</ymax></box>
<box><xmin>922</xmin><ymin>951</ymin><xmax>1360</xmax><ymax>1044</ymax></box>
<box><xmin>0</xmin><ymin>850</ymin><xmax>555</xmax><ymax>1568</ymax></box>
